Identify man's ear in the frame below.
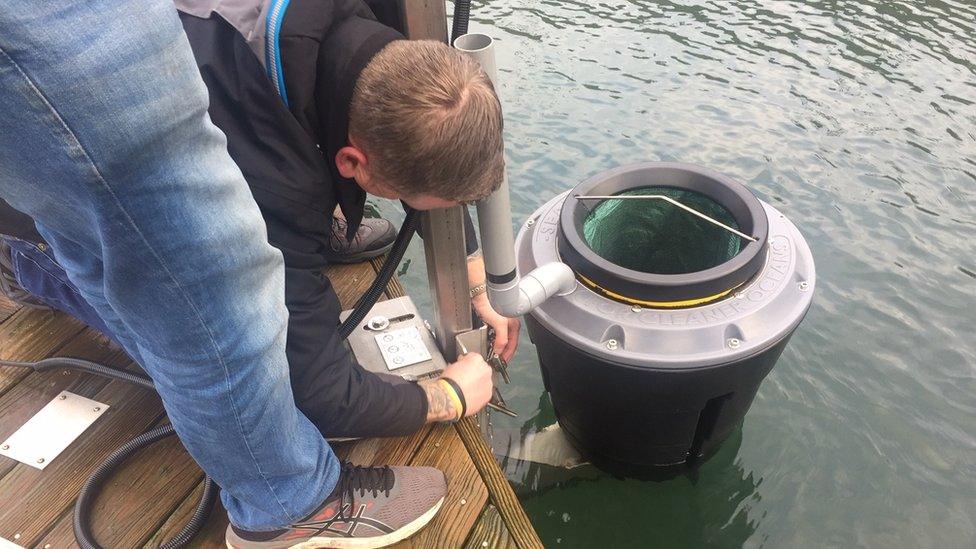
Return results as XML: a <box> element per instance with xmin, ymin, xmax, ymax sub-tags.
<box><xmin>335</xmin><ymin>145</ymin><xmax>368</xmax><ymax>181</ymax></box>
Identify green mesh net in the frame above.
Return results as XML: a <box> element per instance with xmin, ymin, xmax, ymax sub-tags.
<box><xmin>581</xmin><ymin>186</ymin><xmax>743</xmax><ymax>275</ymax></box>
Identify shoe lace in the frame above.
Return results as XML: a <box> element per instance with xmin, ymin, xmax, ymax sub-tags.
<box><xmin>336</xmin><ymin>462</ymin><xmax>395</xmax><ymax>520</ymax></box>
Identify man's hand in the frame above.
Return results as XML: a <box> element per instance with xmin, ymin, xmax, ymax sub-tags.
<box><xmin>471</xmin><ymin>292</ymin><xmax>520</xmax><ymax>362</ymax></box>
<box><xmin>467</xmin><ymin>252</ymin><xmax>521</xmax><ymax>362</ymax></box>
<box><xmin>420</xmin><ymin>353</ymin><xmax>494</xmax><ymax>422</ymax></box>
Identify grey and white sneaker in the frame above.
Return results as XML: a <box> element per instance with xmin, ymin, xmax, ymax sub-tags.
<box><xmin>225</xmin><ymin>463</ymin><xmax>447</xmax><ymax>548</ymax></box>
<box><xmin>326</xmin><ymin>217</ymin><xmax>397</xmax><ymax>264</ymax></box>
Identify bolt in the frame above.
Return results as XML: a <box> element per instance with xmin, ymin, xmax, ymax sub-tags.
<box><xmin>59</xmin><ymin>394</ymin><xmax>67</xmax><ymax>400</ymax></box>
<box><xmin>460</xmin><ymin>498</ymin><xmax>467</xmax><ymax>505</ymax></box>
<box><xmin>728</xmin><ymin>338</ymin><xmax>741</xmax><ymax>350</ymax></box>
<box><xmin>606</xmin><ymin>339</ymin><xmax>618</xmax><ymax>351</ymax></box>
<box><xmin>37</xmin><ymin>458</ymin><xmax>45</xmax><ymax>464</ymax></box>
<box><xmin>37</xmin><ymin>243</ymin><xmax>47</xmax><ymax>251</ymax></box>
<box><xmin>1</xmin><ymin>444</ymin><xmax>9</xmax><ymax>451</ymax></box>
<box><xmin>798</xmin><ymin>282</ymin><xmax>810</xmax><ymax>291</ymax></box>
<box><xmin>631</xmin><ymin>305</ymin><xmax>642</xmax><ymax>313</ymax></box>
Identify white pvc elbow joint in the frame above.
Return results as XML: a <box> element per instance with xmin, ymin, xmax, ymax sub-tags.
<box><xmin>488</xmin><ymin>262</ymin><xmax>577</xmax><ymax>317</ymax></box>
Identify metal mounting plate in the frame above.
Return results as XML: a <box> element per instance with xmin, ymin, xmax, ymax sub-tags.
<box><xmin>0</xmin><ymin>537</ymin><xmax>25</xmax><ymax>549</ymax></box>
<box><xmin>340</xmin><ymin>296</ymin><xmax>447</xmax><ymax>380</ymax></box>
<box><xmin>0</xmin><ymin>391</ymin><xmax>109</xmax><ymax>470</ymax></box>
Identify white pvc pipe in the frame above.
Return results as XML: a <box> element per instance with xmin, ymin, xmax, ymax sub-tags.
<box><xmin>454</xmin><ymin>33</ymin><xmax>576</xmax><ymax>317</ymax></box>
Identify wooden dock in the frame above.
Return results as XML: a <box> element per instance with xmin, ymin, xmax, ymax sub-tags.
<box><xmin>0</xmin><ymin>257</ymin><xmax>542</xmax><ymax>548</ymax></box>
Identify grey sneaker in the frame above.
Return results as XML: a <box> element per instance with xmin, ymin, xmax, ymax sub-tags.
<box><xmin>326</xmin><ymin>217</ymin><xmax>397</xmax><ymax>264</ymax></box>
<box><xmin>225</xmin><ymin>463</ymin><xmax>447</xmax><ymax>548</ymax></box>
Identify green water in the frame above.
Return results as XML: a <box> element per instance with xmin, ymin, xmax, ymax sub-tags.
<box><xmin>377</xmin><ymin>1</ymin><xmax>975</xmax><ymax>546</ymax></box>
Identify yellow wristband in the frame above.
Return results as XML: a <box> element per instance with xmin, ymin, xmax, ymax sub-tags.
<box><xmin>438</xmin><ymin>379</ymin><xmax>465</xmax><ymax>421</ymax></box>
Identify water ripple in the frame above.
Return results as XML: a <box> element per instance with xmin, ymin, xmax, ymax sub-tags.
<box><xmin>393</xmin><ymin>1</ymin><xmax>976</xmax><ymax>546</ymax></box>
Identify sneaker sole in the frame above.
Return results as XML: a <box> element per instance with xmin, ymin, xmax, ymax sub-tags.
<box><xmin>226</xmin><ymin>496</ymin><xmax>444</xmax><ymax>549</ymax></box>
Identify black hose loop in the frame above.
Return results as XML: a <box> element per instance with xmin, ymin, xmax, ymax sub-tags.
<box><xmin>72</xmin><ymin>425</ymin><xmax>218</xmax><ymax>549</ymax></box>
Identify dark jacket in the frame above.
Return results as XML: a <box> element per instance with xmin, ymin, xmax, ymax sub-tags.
<box><xmin>0</xmin><ymin>0</ymin><xmax>467</xmax><ymax>438</ymax></box>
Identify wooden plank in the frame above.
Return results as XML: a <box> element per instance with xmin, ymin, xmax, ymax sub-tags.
<box><xmin>398</xmin><ymin>0</ymin><xmax>449</xmax><ymax>42</ymax></box>
<box><xmin>144</xmin><ymin>481</ymin><xmax>228</xmax><ymax>549</ymax></box>
<box><xmin>327</xmin><ymin>261</ymin><xmax>379</xmax><ymax>309</ymax></box>
<box><xmin>0</xmin><ymin>372</ymin><xmax>163</xmax><ymax>545</ymax></box>
<box><xmin>334</xmin><ymin>424</ymin><xmax>433</xmax><ymax>465</ymax></box>
<box><xmin>35</xmin><ymin>418</ymin><xmax>203</xmax><ymax>549</ymax></box>
<box><xmin>455</xmin><ymin>419</ymin><xmax>543</xmax><ymax>549</ymax></box>
<box><xmin>396</xmin><ymin>424</ymin><xmax>488</xmax><ymax>548</ymax></box>
<box><xmin>0</xmin><ymin>308</ymin><xmax>87</xmax><ymax>397</ymax></box>
<box><xmin>0</xmin><ymin>293</ymin><xmax>21</xmax><ymax>325</ymax></box>
<box><xmin>464</xmin><ymin>505</ymin><xmax>516</xmax><ymax>549</ymax></box>
<box><xmin>369</xmin><ymin>256</ymin><xmax>407</xmax><ymax>299</ymax></box>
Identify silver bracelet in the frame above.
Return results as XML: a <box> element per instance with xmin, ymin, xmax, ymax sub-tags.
<box><xmin>469</xmin><ymin>283</ymin><xmax>487</xmax><ymax>299</ymax></box>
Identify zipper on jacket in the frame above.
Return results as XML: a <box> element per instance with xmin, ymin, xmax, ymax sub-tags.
<box><xmin>265</xmin><ymin>0</ymin><xmax>292</xmax><ymax>105</ymax></box>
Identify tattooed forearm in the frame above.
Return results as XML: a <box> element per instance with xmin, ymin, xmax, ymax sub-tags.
<box><xmin>420</xmin><ymin>380</ymin><xmax>459</xmax><ymax>423</ymax></box>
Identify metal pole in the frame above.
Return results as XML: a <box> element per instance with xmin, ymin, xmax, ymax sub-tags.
<box><xmin>399</xmin><ymin>0</ymin><xmax>472</xmax><ymax>359</ymax></box>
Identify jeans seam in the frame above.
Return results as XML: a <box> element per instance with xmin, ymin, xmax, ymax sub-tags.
<box><xmin>0</xmin><ymin>45</ymin><xmax>296</xmax><ymax>521</ymax></box>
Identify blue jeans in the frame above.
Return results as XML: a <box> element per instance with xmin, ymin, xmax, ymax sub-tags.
<box><xmin>0</xmin><ymin>0</ymin><xmax>338</xmax><ymax>531</ymax></box>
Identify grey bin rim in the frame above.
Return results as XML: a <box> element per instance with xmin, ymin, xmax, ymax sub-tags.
<box><xmin>516</xmin><ymin>186</ymin><xmax>816</xmax><ymax>369</ymax></box>
<box><xmin>558</xmin><ymin>162</ymin><xmax>770</xmax><ymax>304</ymax></box>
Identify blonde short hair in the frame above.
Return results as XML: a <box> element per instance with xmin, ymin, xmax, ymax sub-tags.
<box><xmin>349</xmin><ymin>40</ymin><xmax>505</xmax><ymax>202</ymax></box>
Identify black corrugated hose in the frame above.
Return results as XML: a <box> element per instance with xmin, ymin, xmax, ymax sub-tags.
<box><xmin>451</xmin><ymin>0</ymin><xmax>472</xmax><ymax>44</ymax></box>
<box><xmin>0</xmin><ymin>208</ymin><xmax>419</xmax><ymax>548</ymax></box>
<box><xmin>338</xmin><ymin>208</ymin><xmax>419</xmax><ymax>339</ymax></box>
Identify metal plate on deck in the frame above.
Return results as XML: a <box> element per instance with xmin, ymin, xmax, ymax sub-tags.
<box><xmin>0</xmin><ymin>391</ymin><xmax>109</xmax><ymax>470</ymax></box>
<box><xmin>340</xmin><ymin>295</ymin><xmax>447</xmax><ymax>380</ymax></box>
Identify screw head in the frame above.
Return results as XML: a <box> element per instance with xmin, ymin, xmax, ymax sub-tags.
<box><xmin>727</xmin><ymin>338</ymin><xmax>741</xmax><ymax>350</ymax></box>
<box><xmin>93</xmin><ymin>406</ymin><xmax>101</xmax><ymax>412</ymax></box>
<box><xmin>631</xmin><ymin>305</ymin><xmax>642</xmax><ymax>313</ymax></box>
<box><xmin>1</xmin><ymin>444</ymin><xmax>9</xmax><ymax>451</ymax></box>
<box><xmin>13</xmin><ymin>534</ymin><xmax>20</xmax><ymax>540</ymax></box>
<box><xmin>606</xmin><ymin>339</ymin><xmax>618</xmax><ymax>351</ymax></box>
<box><xmin>59</xmin><ymin>394</ymin><xmax>67</xmax><ymax>400</ymax></box>
<box><xmin>460</xmin><ymin>498</ymin><xmax>467</xmax><ymax>505</ymax></box>
<box><xmin>526</xmin><ymin>218</ymin><xmax>535</xmax><ymax>226</ymax></box>
<box><xmin>798</xmin><ymin>281</ymin><xmax>810</xmax><ymax>291</ymax></box>
<box><xmin>37</xmin><ymin>457</ymin><xmax>45</xmax><ymax>464</ymax></box>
